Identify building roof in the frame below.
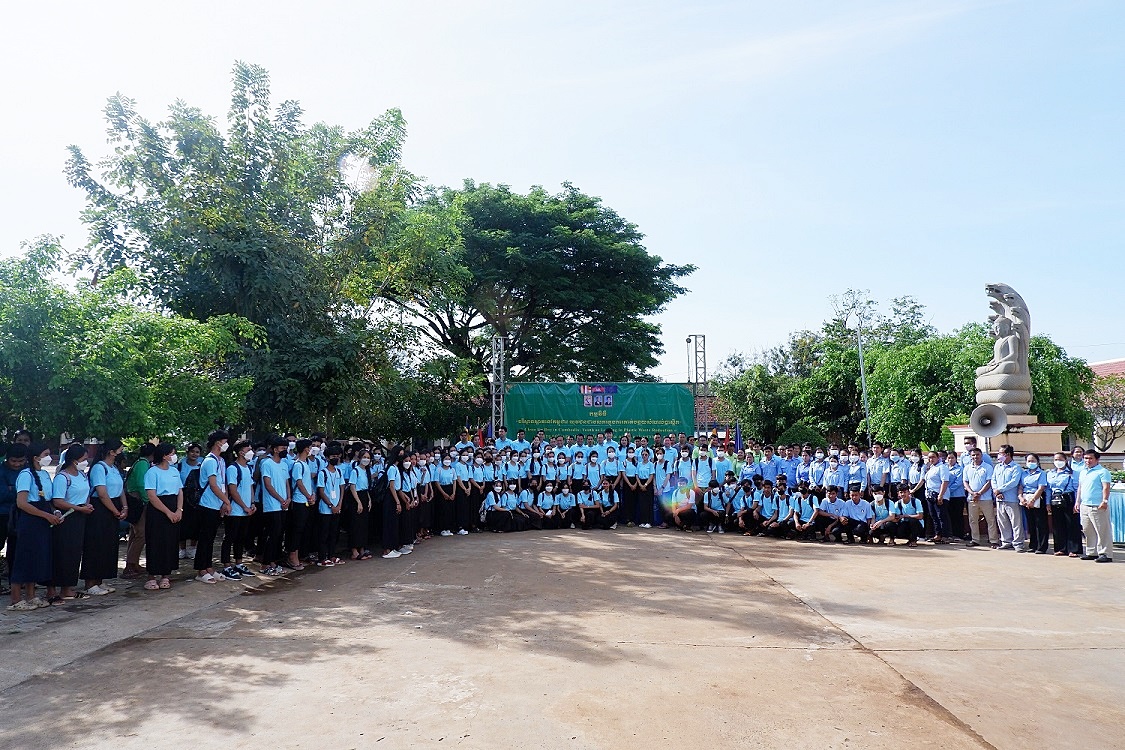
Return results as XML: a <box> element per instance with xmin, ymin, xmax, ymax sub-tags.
<box><xmin>1091</xmin><ymin>358</ymin><xmax>1125</xmax><ymax>378</ymax></box>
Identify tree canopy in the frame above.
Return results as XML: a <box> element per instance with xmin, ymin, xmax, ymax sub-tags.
<box><xmin>714</xmin><ymin>291</ymin><xmax>1094</xmax><ymax>447</ymax></box>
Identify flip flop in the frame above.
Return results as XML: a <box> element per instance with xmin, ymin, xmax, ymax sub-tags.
<box><xmin>48</xmin><ymin>596</ymin><xmax>65</xmax><ymax>607</ymax></box>
<box><xmin>144</xmin><ymin>579</ymin><xmax>160</xmax><ymax>590</ymax></box>
<box><xmin>159</xmin><ymin>578</ymin><xmax>171</xmax><ymax>589</ymax></box>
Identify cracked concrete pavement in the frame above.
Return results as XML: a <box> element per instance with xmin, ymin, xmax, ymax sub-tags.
<box><xmin>0</xmin><ymin>530</ymin><xmax>1121</xmax><ymax>749</ymax></box>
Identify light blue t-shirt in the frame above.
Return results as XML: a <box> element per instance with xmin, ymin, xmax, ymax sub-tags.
<box><xmin>962</xmin><ymin>462</ymin><xmax>994</xmax><ymax>501</ymax></box>
<box><xmin>1079</xmin><ymin>465</ymin><xmax>1113</xmax><ymax>506</ymax></box>
<box><xmin>290</xmin><ymin>459</ymin><xmax>314</xmax><ymax>504</ymax></box>
<box><xmin>258</xmin><ymin>457</ymin><xmax>290</xmax><ymax>512</ymax></box>
<box><xmin>225</xmin><ymin>463</ymin><xmax>253</xmax><ymax>517</ymax></box>
<box><xmin>923</xmin><ymin>463</ymin><xmax>951</xmax><ymax>497</ymax></box>
<box><xmin>53</xmin><ymin>470</ymin><xmax>91</xmax><ymax>506</ymax></box>
<box><xmin>317</xmin><ymin>468</ymin><xmax>344</xmax><ymax>514</ymax></box>
<box><xmin>16</xmin><ymin>468</ymin><xmax>52</xmax><ymax>500</ymax></box>
<box><xmin>350</xmin><ymin>463</ymin><xmax>371</xmax><ymax>491</ymax></box>
<box><xmin>198</xmin><ymin>454</ymin><xmax>227</xmax><ymax>511</ymax></box>
<box><xmin>89</xmin><ymin>461</ymin><xmax>125</xmax><ymax>499</ymax></box>
<box><xmin>991</xmin><ymin>461</ymin><xmax>1024</xmax><ymax>501</ymax></box>
<box><xmin>144</xmin><ymin>465</ymin><xmax>183</xmax><ymax>497</ymax></box>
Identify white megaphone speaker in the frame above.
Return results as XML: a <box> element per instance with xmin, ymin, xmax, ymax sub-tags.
<box><xmin>969</xmin><ymin>403</ymin><xmax>1008</xmax><ymax>439</ymax></box>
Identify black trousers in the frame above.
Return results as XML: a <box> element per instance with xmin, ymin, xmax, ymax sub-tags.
<box><xmin>145</xmin><ymin>500</ymin><xmax>180</xmax><ymax>576</ymax></box>
<box><xmin>1026</xmin><ymin>504</ymin><xmax>1049</xmax><ymax>553</ymax></box>
<box><xmin>52</xmin><ymin>511</ymin><xmax>86</xmax><ymax>587</ymax></box>
<box><xmin>455</xmin><ymin>488</ymin><xmax>476</xmax><ymax>532</ymax></box>
<box><xmin>381</xmin><ymin>495</ymin><xmax>399</xmax><ymax>552</ymax></box>
<box><xmin>636</xmin><ymin>485</ymin><xmax>654</xmax><ymax>525</ymax></box>
<box><xmin>947</xmin><ymin>496</ymin><xmax>967</xmax><ymax>538</ymax></box>
<box><xmin>897</xmin><ymin>518</ymin><xmax>922</xmax><ymax>543</ymax></box>
<box><xmin>194</xmin><ymin>506</ymin><xmax>222</xmax><ymax>571</ymax></box>
<box><xmin>81</xmin><ymin>499</ymin><xmax>120</xmax><ymax>581</ymax></box>
<box><xmin>260</xmin><ymin>510</ymin><xmax>285</xmax><ymax>566</ymax></box>
<box><xmin>620</xmin><ymin>486</ymin><xmax>637</xmax><ymax>524</ymax></box>
<box><xmin>346</xmin><ymin>490</ymin><xmax>370</xmax><ymax>551</ymax></box>
<box><xmin>221</xmin><ymin>515</ymin><xmax>248</xmax><ymax>564</ymax></box>
<box><xmin>556</xmin><ymin>507</ymin><xmax>578</xmax><ymax>528</ymax></box>
<box><xmin>841</xmin><ymin>520</ymin><xmax>870</xmax><ymax>543</ymax></box>
<box><xmin>486</xmin><ymin>509</ymin><xmax>513</xmax><ymax>532</ymax></box>
<box><xmin>286</xmin><ymin>503</ymin><xmax>310</xmax><ymax>558</ymax></box>
<box><xmin>318</xmin><ymin>513</ymin><xmax>340</xmax><ymax>561</ymax></box>
<box><xmin>598</xmin><ymin>507</ymin><xmax>618</xmax><ymax>530</ymax></box>
<box><xmin>435</xmin><ymin>485</ymin><xmax>456</xmax><ymax>533</ymax></box>
<box><xmin>1051</xmin><ymin>502</ymin><xmax>1082</xmax><ymax>555</ymax></box>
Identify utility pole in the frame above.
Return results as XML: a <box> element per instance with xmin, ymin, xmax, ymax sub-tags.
<box><xmin>490</xmin><ymin>335</ymin><xmax>505</xmax><ymax>437</ymax></box>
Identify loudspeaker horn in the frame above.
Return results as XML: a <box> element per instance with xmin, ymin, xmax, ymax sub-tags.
<box><xmin>969</xmin><ymin>403</ymin><xmax>1007</xmax><ymax>439</ymax></box>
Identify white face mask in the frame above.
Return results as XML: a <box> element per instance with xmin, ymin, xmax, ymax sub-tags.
<box><xmin>1053</xmin><ymin>459</ymin><xmax>1067</xmax><ymax>469</ymax></box>
<box><xmin>562</xmin><ymin>488</ymin><xmax>570</xmax><ymax>494</ymax></box>
<box><xmin>507</xmin><ymin>484</ymin><xmax>517</xmax><ymax>491</ymax></box>
<box><xmin>829</xmin><ymin>461</ymin><xmax>839</xmax><ymax>469</ymax></box>
<box><xmin>716</xmin><ymin>451</ymin><xmax>726</xmax><ymax>459</ymax></box>
<box><xmin>38</xmin><ymin>455</ymin><xmax>53</xmax><ymax>467</ymax></box>
<box><xmin>460</xmin><ymin>455</ymin><xmax>470</xmax><ymax>463</ymax></box>
<box><xmin>288</xmin><ymin>442</ymin><xmax>296</xmax><ymax>452</ymax></box>
<box><xmin>402</xmin><ymin>460</ymin><xmax>412</xmax><ymax>470</ymax></box>
<box><xmin>418</xmin><ymin>459</ymin><xmax>428</xmax><ymax>467</ymax></box>
<box><xmin>242</xmin><ymin>450</ymin><xmax>254</xmax><ymax>462</ymax></box>
<box><xmin>255</xmin><ymin>449</ymin><xmax>266</xmax><ymax>458</ymax></box>
<box><xmin>830</xmin><ymin>449</ymin><xmax>840</xmax><ymax>457</ymax></box>
<box><xmin>443</xmin><ymin>459</ymin><xmax>452</xmax><ymax>467</ymax></box>
<box><xmin>310</xmin><ymin>446</ymin><xmax>321</xmax><ymax>456</ymax></box>
<box><xmin>360</xmin><ymin>458</ymin><xmax>371</xmax><ymax>467</ymax></box>
<box><xmin>219</xmin><ymin>442</ymin><xmax>230</xmax><ymax>454</ymax></box>
<box><xmin>680</xmin><ymin>451</ymin><xmax>690</xmax><ymax>458</ymax></box>
<box><xmin>815</xmin><ymin>452</ymin><xmax>824</xmax><ymax>460</ymax></box>
<box><xmin>607</xmin><ymin>451</ymin><xmax>616</xmax><ymax>459</ymax></box>
<box><xmin>544</xmin><ymin>485</ymin><xmax>554</xmax><ymax>493</ymax></box>
<box><xmin>475</xmin><ymin>458</ymin><xmax>484</xmax><ymax>466</ymax></box>
<box><xmin>167</xmin><ymin>454</ymin><xmax>179</xmax><ymax>465</ymax></box>
<box><xmin>873</xmin><ymin>494</ymin><xmax>885</xmax><ymax>503</ymax></box>
<box><xmin>848</xmin><ymin>455</ymin><xmax>859</xmax><ymax>463</ymax></box>
<box><xmin>493</xmin><ymin>486</ymin><xmax>503</xmax><ymax>494</ymax></box>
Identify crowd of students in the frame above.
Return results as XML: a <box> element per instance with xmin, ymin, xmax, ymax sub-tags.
<box><xmin>0</xmin><ymin>426</ymin><xmax>1117</xmax><ymax>611</ymax></box>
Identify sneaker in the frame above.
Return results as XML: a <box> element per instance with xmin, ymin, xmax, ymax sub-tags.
<box><xmin>966</xmin><ymin>540</ymin><xmax>979</xmax><ymax>547</ymax></box>
<box><xmin>999</xmin><ymin>544</ymin><xmax>1014</xmax><ymax>550</ymax></box>
<box><xmin>1096</xmin><ymin>555</ymin><xmax>1113</xmax><ymax>563</ymax></box>
<box><xmin>222</xmin><ymin>567</ymin><xmax>242</xmax><ymax>580</ymax></box>
<box><xmin>262</xmin><ymin>565</ymin><xmax>283</xmax><ymax>576</ymax></box>
<box><xmin>186</xmin><ymin>547</ymin><xmax>197</xmax><ymax>559</ymax></box>
<box><xmin>401</xmin><ymin>544</ymin><xmax>414</xmax><ymax>552</ymax></box>
<box><xmin>382</xmin><ymin>550</ymin><xmax>402</xmax><ymax>559</ymax></box>
<box><xmin>706</xmin><ymin>526</ymin><xmax>714</xmax><ymax>533</ymax></box>
<box><xmin>640</xmin><ymin>523</ymin><xmax>651</xmax><ymax>529</ymax></box>
<box><xmin>1016</xmin><ymin>548</ymin><xmax>1027</xmax><ymax>553</ymax></box>
<box><xmin>397</xmin><ymin>547</ymin><xmax>413</xmax><ymax>555</ymax></box>
<box><xmin>569</xmin><ymin>523</ymin><xmax>576</xmax><ymax>529</ymax></box>
<box><xmin>717</xmin><ymin>527</ymin><xmax>725</xmax><ymax>534</ymax></box>
<box><xmin>1080</xmin><ymin>554</ymin><xmax>1098</xmax><ymax>560</ymax></box>
<box><xmin>234</xmin><ymin>564</ymin><xmax>256</xmax><ymax>577</ymax></box>
<box><xmin>457</xmin><ymin>529</ymin><xmax>469</xmax><ymax>535</ymax></box>
<box><xmin>610</xmin><ymin>523</ymin><xmax>618</xmax><ymax>530</ymax></box>
<box><xmin>213</xmin><ymin>571</ymin><xmax>232</xmax><ymax>581</ymax></box>
<box><xmin>6</xmin><ymin>600</ymin><xmax>37</xmax><ymax>611</ymax></box>
<box><xmin>440</xmin><ymin>530</ymin><xmax>453</xmax><ymax>537</ymax></box>
<box><xmin>178</xmin><ymin>549</ymin><xmax>188</xmax><ymax>560</ymax></box>
<box><xmin>626</xmin><ymin>522</ymin><xmax>635</xmax><ymax>528</ymax></box>
<box><xmin>194</xmin><ymin>573</ymin><xmax>217</xmax><ymax>584</ymax></box>
<box><xmin>86</xmin><ymin>585</ymin><xmax>110</xmax><ymax>596</ymax></box>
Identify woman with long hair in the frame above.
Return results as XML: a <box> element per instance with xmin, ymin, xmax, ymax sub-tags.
<box><xmin>7</xmin><ymin>444</ymin><xmax>60</xmax><ymax>610</ymax></box>
<box><xmin>52</xmin><ymin>444</ymin><xmax>94</xmax><ymax>602</ymax></box>
<box><xmin>345</xmin><ymin>448</ymin><xmax>373</xmax><ymax>560</ymax></box>
<box><xmin>143</xmin><ymin>443</ymin><xmax>184</xmax><ymax>590</ymax></box>
<box><xmin>83</xmin><ymin>439</ymin><xmax>127</xmax><ymax>595</ymax></box>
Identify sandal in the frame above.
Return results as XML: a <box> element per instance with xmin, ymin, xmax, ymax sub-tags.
<box><xmin>49</xmin><ymin>596</ymin><xmax>65</xmax><ymax>607</ymax></box>
<box><xmin>7</xmin><ymin>600</ymin><xmax>36</xmax><ymax>611</ymax></box>
<box><xmin>159</xmin><ymin>578</ymin><xmax>171</xmax><ymax>589</ymax></box>
<box><xmin>144</xmin><ymin>579</ymin><xmax>160</xmax><ymax>591</ymax></box>
<box><xmin>359</xmin><ymin>552</ymin><xmax>373</xmax><ymax>560</ymax></box>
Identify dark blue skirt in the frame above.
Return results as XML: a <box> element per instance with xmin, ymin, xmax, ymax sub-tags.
<box><xmin>11</xmin><ymin>501</ymin><xmax>53</xmax><ymax>584</ymax></box>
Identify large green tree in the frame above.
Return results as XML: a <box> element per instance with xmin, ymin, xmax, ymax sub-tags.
<box><xmin>373</xmin><ymin>181</ymin><xmax>694</xmax><ymax>382</ymax></box>
<box><xmin>64</xmin><ymin>62</ymin><xmax>429</xmax><ymax>434</ymax></box>
<box><xmin>0</xmin><ymin>239</ymin><xmax>259</xmax><ymax>441</ymax></box>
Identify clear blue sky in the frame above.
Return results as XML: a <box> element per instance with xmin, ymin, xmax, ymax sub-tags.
<box><xmin>3</xmin><ymin>1</ymin><xmax>1122</xmax><ymax>381</ymax></box>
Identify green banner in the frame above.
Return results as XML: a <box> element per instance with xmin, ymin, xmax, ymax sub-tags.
<box><xmin>504</xmin><ymin>382</ymin><xmax>694</xmax><ymax>437</ymax></box>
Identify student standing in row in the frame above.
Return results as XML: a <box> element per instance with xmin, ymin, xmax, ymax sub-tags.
<box><xmin>194</xmin><ymin>431</ymin><xmax>231</xmax><ymax>583</ymax></box>
<box><xmin>317</xmin><ymin>445</ymin><xmax>346</xmax><ymax>566</ymax></box>
<box><xmin>257</xmin><ymin>437</ymin><xmax>291</xmax><ymax>576</ymax></box>
<box><xmin>84</xmin><ymin>440</ymin><xmax>127</xmax><ymax>596</ymax></box>
<box><xmin>52</xmin><ymin>445</ymin><xmax>93</xmax><ymax>602</ymax></box>
<box><xmin>143</xmin><ymin>443</ymin><xmax>184</xmax><ymax>591</ymax></box>
<box><xmin>221</xmin><ymin>440</ymin><xmax>257</xmax><ymax>580</ymax></box>
<box><xmin>8</xmin><ymin>445</ymin><xmax>59</xmax><ymax>610</ymax></box>
<box><xmin>121</xmin><ymin>443</ymin><xmax>154</xmax><ymax>579</ymax></box>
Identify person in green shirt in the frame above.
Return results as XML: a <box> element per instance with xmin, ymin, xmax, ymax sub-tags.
<box><xmin>121</xmin><ymin>443</ymin><xmax>155</xmax><ymax>578</ymax></box>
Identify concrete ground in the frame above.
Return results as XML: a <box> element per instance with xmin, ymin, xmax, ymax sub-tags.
<box><xmin>0</xmin><ymin>530</ymin><xmax>1121</xmax><ymax>750</ymax></box>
